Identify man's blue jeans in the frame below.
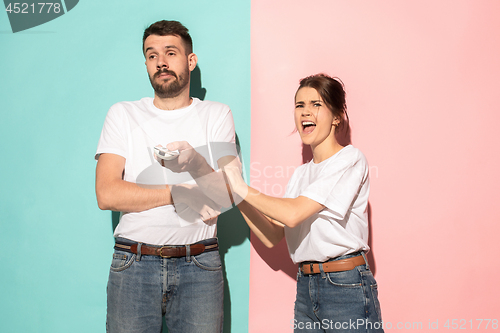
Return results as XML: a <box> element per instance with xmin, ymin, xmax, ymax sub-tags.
<box><xmin>106</xmin><ymin>238</ymin><xmax>224</xmax><ymax>333</ymax></box>
<box><xmin>293</xmin><ymin>253</ymin><xmax>384</xmax><ymax>333</ymax></box>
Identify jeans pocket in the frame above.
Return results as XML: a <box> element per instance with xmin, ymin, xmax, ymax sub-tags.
<box><xmin>326</xmin><ymin>268</ymin><xmax>363</xmax><ymax>287</ymax></box>
<box><xmin>110</xmin><ymin>250</ymin><xmax>136</xmax><ymax>272</ymax></box>
<box><xmin>371</xmin><ymin>283</ymin><xmax>383</xmax><ymax>321</ymax></box>
<box><xmin>192</xmin><ymin>251</ymin><xmax>222</xmax><ymax>271</ymax></box>
<box><xmin>360</xmin><ymin>268</ymin><xmax>383</xmax><ymax>322</ymax></box>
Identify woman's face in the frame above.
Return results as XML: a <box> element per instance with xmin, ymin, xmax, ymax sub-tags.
<box><xmin>294</xmin><ymin>87</ymin><xmax>339</xmax><ymax>148</ymax></box>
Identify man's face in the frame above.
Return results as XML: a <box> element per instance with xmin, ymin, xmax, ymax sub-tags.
<box><xmin>144</xmin><ymin>34</ymin><xmax>196</xmax><ymax>99</ymax></box>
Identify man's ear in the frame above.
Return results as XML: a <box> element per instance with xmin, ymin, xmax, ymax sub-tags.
<box><xmin>188</xmin><ymin>53</ymin><xmax>198</xmax><ymax>72</ymax></box>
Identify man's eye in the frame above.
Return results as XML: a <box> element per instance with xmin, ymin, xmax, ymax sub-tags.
<box><xmin>295</xmin><ymin>105</ymin><xmax>303</xmax><ymax>108</ymax></box>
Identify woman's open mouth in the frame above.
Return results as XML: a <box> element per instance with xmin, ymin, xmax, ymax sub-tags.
<box><xmin>302</xmin><ymin>121</ymin><xmax>316</xmax><ymax>134</ymax></box>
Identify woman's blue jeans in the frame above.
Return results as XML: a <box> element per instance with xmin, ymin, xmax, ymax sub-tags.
<box><xmin>293</xmin><ymin>253</ymin><xmax>384</xmax><ymax>332</ymax></box>
<box><xmin>106</xmin><ymin>238</ymin><xmax>224</xmax><ymax>333</ymax></box>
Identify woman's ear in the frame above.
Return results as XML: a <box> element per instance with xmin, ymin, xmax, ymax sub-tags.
<box><xmin>332</xmin><ymin>116</ymin><xmax>341</xmax><ymax>127</ymax></box>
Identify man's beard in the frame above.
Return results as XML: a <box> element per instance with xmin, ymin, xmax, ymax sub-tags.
<box><xmin>149</xmin><ymin>67</ymin><xmax>189</xmax><ymax>98</ymax></box>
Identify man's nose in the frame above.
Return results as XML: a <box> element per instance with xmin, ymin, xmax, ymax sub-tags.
<box><xmin>156</xmin><ymin>55</ymin><xmax>168</xmax><ymax>69</ymax></box>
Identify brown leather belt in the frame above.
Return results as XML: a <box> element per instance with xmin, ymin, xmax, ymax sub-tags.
<box><xmin>300</xmin><ymin>255</ymin><xmax>366</xmax><ymax>274</ymax></box>
<box><xmin>114</xmin><ymin>240</ymin><xmax>218</xmax><ymax>258</ymax></box>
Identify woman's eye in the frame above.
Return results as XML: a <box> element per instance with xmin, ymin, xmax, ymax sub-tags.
<box><xmin>314</xmin><ymin>103</ymin><xmax>322</xmax><ymax>107</ymax></box>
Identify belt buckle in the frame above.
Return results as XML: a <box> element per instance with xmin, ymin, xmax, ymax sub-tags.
<box><xmin>310</xmin><ymin>263</ymin><xmax>314</xmax><ymax>274</ymax></box>
<box><xmin>158</xmin><ymin>246</ymin><xmax>172</xmax><ymax>258</ymax></box>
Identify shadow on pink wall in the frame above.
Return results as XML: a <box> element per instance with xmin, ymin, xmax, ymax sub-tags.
<box><xmin>252</xmin><ymin>237</ymin><xmax>297</xmax><ymax>279</ymax></box>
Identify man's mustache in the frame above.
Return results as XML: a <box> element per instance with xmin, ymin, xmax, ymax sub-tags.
<box><xmin>154</xmin><ymin>68</ymin><xmax>177</xmax><ymax>79</ymax></box>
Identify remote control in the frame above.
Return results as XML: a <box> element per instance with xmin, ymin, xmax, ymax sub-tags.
<box><xmin>154</xmin><ymin>146</ymin><xmax>180</xmax><ymax>161</ymax></box>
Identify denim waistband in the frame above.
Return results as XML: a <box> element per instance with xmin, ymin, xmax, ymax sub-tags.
<box><xmin>114</xmin><ymin>237</ymin><xmax>218</xmax><ymax>248</ymax></box>
<box><xmin>300</xmin><ymin>251</ymin><xmax>364</xmax><ymax>265</ymax></box>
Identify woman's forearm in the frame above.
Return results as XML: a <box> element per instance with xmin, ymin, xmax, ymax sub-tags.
<box><xmin>242</xmin><ymin>187</ymin><xmax>324</xmax><ymax>228</ymax></box>
<box><xmin>237</xmin><ymin>200</ymin><xmax>284</xmax><ymax>247</ymax></box>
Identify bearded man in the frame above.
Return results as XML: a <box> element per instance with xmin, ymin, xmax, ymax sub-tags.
<box><xmin>95</xmin><ymin>20</ymin><xmax>237</xmax><ymax>333</ymax></box>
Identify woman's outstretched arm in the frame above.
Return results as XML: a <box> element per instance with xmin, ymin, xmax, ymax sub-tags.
<box><xmin>242</xmin><ymin>187</ymin><xmax>324</xmax><ymax>228</ymax></box>
<box><xmin>224</xmin><ymin>162</ymin><xmax>324</xmax><ymax>235</ymax></box>
<box><xmin>237</xmin><ymin>200</ymin><xmax>285</xmax><ymax>248</ymax></box>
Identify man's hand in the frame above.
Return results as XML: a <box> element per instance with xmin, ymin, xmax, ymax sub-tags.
<box><xmin>155</xmin><ymin>141</ymin><xmax>207</xmax><ymax>174</ymax></box>
<box><xmin>155</xmin><ymin>140</ymin><xmax>239</xmax><ymax>209</ymax></box>
<box><xmin>171</xmin><ymin>183</ymin><xmax>221</xmax><ymax>222</ymax></box>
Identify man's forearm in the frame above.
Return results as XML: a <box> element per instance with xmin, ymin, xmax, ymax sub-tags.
<box><xmin>96</xmin><ymin>178</ymin><xmax>172</xmax><ymax>213</ymax></box>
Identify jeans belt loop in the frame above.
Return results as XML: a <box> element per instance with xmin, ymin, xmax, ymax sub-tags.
<box><xmin>136</xmin><ymin>243</ymin><xmax>142</xmax><ymax>262</ymax></box>
<box><xmin>185</xmin><ymin>244</ymin><xmax>191</xmax><ymax>262</ymax></box>
<box><xmin>318</xmin><ymin>263</ymin><xmax>326</xmax><ymax>279</ymax></box>
<box><xmin>361</xmin><ymin>252</ymin><xmax>369</xmax><ymax>269</ymax></box>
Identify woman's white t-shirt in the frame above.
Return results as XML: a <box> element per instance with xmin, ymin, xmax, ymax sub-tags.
<box><xmin>284</xmin><ymin>145</ymin><xmax>370</xmax><ymax>264</ymax></box>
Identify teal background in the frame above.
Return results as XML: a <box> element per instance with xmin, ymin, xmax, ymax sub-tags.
<box><xmin>0</xmin><ymin>1</ymin><xmax>251</xmax><ymax>332</ymax></box>
<box><xmin>4</xmin><ymin>1</ymin><xmax>65</xmax><ymax>33</ymax></box>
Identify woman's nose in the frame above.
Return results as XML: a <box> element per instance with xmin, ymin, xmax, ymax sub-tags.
<box><xmin>302</xmin><ymin>107</ymin><xmax>311</xmax><ymax>116</ymax></box>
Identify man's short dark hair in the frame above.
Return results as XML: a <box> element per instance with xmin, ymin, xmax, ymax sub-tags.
<box><xmin>143</xmin><ymin>20</ymin><xmax>193</xmax><ymax>55</ymax></box>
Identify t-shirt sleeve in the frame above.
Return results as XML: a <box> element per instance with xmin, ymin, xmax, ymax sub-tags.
<box><xmin>211</xmin><ymin>106</ymin><xmax>238</xmax><ymax>168</ymax></box>
<box><xmin>301</xmin><ymin>151</ymin><xmax>369</xmax><ymax>219</ymax></box>
<box><xmin>95</xmin><ymin>104</ymin><xmax>128</xmax><ymax>160</ymax></box>
<box><xmin>212</xmin><ymin>106</ymin><xmax>236</xmax><ymax>144</ymax></box>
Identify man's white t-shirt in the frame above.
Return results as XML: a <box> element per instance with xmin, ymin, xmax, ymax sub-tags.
<box><xmin>284</xmin><ymin>145</ymin><xmax>370</xmax><ymax>263</ymax></box>
<box><xmin>95</xmin><ymin>97</ymin><xmax>236</xmax><ymax>245</ymax></box>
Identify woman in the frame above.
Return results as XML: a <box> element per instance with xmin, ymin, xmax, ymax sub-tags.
<box><xmin>225</xmin><ymin>74</ymin><xmax>383</xmax><ymax>332</ymax></box>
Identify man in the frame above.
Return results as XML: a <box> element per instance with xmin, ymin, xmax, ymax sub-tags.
<box><xmin>95</xmin><ymin>20</ymin><xmax>237</xmax><ymax>333</ymax></box>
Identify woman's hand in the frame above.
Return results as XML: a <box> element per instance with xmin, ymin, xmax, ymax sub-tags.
<box><xmin>223</xmin><ymin>159</ymin><xmax>248</xmax><ymax>201</ymax></box>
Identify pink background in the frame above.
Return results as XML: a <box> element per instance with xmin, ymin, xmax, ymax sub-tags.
<box><xmin>249</xmin><ymin>0</ymin><xmax>500</xmax><ymax>331</ymax></box>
